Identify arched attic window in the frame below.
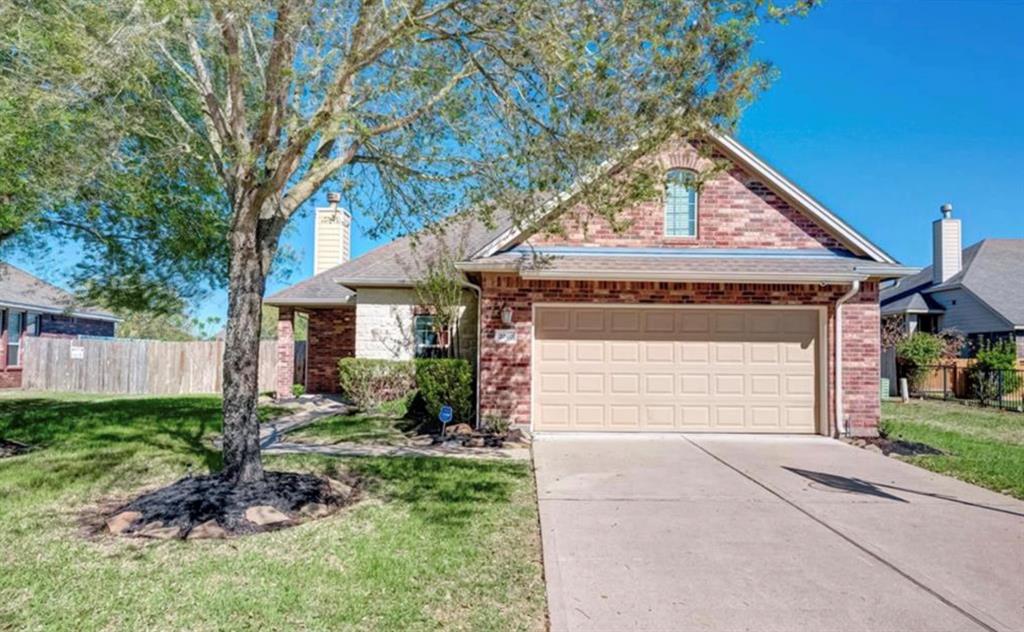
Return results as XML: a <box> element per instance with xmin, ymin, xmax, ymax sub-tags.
<box><xmin>664</xmin><ymin>169</ymin><xmax>698</xmax><ymax>238</ymax></box>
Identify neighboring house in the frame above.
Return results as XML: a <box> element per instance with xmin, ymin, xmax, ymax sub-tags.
<box><xmin>880</xmin><ymin>206</ymin><xmax>1024</xmax><ymax>358</ymax></box>
<box><xmin>0</xmin><ymin>263</ymin><xmax>119</xmax><ymax>387</ymax></box>
<box><xmin>267</xmin><ymin>134</ymin><xmax>914</xmax><ymax>437</ymax></box>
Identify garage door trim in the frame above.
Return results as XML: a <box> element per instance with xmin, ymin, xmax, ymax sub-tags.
<box><xmin>530</xmin><ymin>303</ymin><xmax>829</xmax><ymax>435</ymax></box>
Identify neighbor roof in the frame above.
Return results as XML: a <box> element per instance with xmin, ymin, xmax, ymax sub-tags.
<box><xmin>880</xmin><ymin>239</ymin><xmax>1024</xmax><ymax>326</ymax></box>
<box><xmin>0</xmin><ymin>263</ymin><xmax>118</xmax><ymax>321</ymax></box>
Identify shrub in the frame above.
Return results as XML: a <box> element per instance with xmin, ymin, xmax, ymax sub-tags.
<box><xmin>291</xmin><ymin>384</ymin><xmax>305</xmax><ymax>397</ymax></box>
<box><xmin>337</xmin><ymin>358</ymin><xmax>416</xmax><ymax>410</ymax></box>
<box><xmin>970</xmin><ymin>340</ymin><xmax>1022</xmax><ymax>403</ymax></box>
<box><xmin>896</xmin><ymin>332</ymin><xmax>943</xmax><ymax>393</ymax></box>
<box><xmin>482</xmin><ymin>413</ymin><xmax>511</xmax><ymax>436</ymax></box>
<box><xmin>414</xmin><ymin>358</ymin><xmax>474</xmax><ymax>425</ymax></box>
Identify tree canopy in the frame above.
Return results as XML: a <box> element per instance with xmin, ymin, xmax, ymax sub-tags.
<box><xmin>2</xmin><ymin>0</ymin><xmax>815</xmax><ymax>484</ymax></box>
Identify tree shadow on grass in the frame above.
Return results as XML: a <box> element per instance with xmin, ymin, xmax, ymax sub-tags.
<box><xmin>0</xmin><ymin>396</ymin><xmax>224</xmax><ymax>494</ymax></box>
<box><xmin>344</xmin><ymin>457</ymin><xmax>529</xmax><ymax>528</ymax></box>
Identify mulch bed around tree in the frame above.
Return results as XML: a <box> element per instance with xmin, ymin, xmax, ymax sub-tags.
<box><xmin>97</xmin><ymin>471</ymin><xmax>359</xmax><ymax>540</ymax></box>
<box><xmin>0</xmin><ymin>438</ymin><xmax>31</xmax><ymax>458</ymax></box>
<box><xmin>845</xmin><ymin>436</ymin><xmax>945</xmax><ymax>457</ymax></box>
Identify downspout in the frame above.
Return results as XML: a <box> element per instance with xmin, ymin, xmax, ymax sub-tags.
<box><xmin>461</xmin><ymin>276</ymin><xmax>483</xmax><ymax>430</ymax></box>
<box><xmin>834</xmin><ymin>280</ymin><xmax>861</xmax><ymax>438</ymax></box>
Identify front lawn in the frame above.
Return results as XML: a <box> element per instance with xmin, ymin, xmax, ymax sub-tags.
<box><xmin>289</xmin><ymin>398</ymin><xmax>412</xmax><ymax>445</ymax></box>
<box><xmin>881</xmin><ymin>399</ymin><xmax>1024</xmax><ymax>499</ymax></box>
<box><xmin>0</xmin><ymin>393</ymin><xmax>545</xmax><ymax>631</ymax></box>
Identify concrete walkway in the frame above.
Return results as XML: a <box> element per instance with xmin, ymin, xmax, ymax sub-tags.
<box><xmin>534</xmin><ymin>434</ymin><xmax>1024</xmax><ymax>632</ymax></box>
<box><xmin>264</xmin><ymin>440</ymin><xmax>531</xmax><ymax>461</ymax></box>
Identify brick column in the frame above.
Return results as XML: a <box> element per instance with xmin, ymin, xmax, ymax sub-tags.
<box><xmin>275</xmin><ymin>307</ymin><xmax>295</xmax><ymax>398</ymax></box>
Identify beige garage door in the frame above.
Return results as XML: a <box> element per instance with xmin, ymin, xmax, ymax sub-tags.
<box><xmin>533</xmin><ymin>306</ymin><xmax>821</xmax><ymax>433</ymax></box>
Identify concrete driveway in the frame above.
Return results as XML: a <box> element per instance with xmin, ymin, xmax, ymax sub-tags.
<box><xmin>534</xmin><ymin>434</ymin><xmax>1024</xmax><ymax>632</ymax></box>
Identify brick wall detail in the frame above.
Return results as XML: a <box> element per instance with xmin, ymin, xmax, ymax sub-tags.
<box><xmin>39</xmin><ymin>314</ymin><xmax>115</xmax><ymax>337</ymax></box>
<box><xmin>531</xmin><ymin>140</ymin><xmax>848</xmax><ymax>252</ymax></box>
<box><xmin>306</xmin><ymin>306</ymin><xmax>356</xmax><ymax>393</ymax></box>
<box><xmin>478</xmin><ymin>273</ymin><xmax>880</xmax><ymax>436</ymax></box>
<box><xmin>275</xmin><ymin>308</ymin><xmax>295</xmax><ymax>398</ymax></box>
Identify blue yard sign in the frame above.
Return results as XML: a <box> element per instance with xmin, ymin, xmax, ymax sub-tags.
<box><xmin>439</xmin><ymin>405</ymin><xmax>454</xmax><ymax>424</ymax></box>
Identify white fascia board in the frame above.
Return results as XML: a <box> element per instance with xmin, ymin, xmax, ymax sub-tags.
<box><xmin>0</xmin><ymin>300</ymin><xmax>120</xmax><ymax>322</ymax></box>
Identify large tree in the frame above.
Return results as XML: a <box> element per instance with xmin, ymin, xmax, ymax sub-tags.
<box><xmin>6</xmin><ymin>0</ymin><xmax>812</xmax><ymax>485</ymax></box>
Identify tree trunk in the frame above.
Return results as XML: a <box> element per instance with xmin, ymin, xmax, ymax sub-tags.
<box><xmin>220</xmin><ymin>227</ymin><xmax>267</xmax><ymax>485</ymax></box>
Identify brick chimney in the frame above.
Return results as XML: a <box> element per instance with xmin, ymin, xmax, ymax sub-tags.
<box><xmin>313</xmin><ymin>192</ymin><xmax>351</xmax><ymax>275</ymax></box>
<box><xmin>932</xmin><ymin>203</ymin><xmax>962</xmax><ymax>284</ymax></box>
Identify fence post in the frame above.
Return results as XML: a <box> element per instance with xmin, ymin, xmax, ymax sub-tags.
<box><xmin>998</xmin><ymin>369</ymin><xmax>1004</xmax><ymax>410</ymax></box>
<box><xmin>942</xmin><ymin>366</ymin><xmax>948</xmax><ymax>400</ymax></box>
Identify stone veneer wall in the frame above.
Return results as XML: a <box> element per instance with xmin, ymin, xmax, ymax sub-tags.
<box><xmin>477</xmin><ymin>273</ymin><xmax>880</xmax><ymax>436</ymax></box>
<box><xmin>354</xmin><ymin>287</ymin><xmax>478</xmax><ymax>364</ymax></box>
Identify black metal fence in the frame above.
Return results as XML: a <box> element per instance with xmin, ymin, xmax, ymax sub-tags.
<box><xmin>902</xmin><ymin>364</ymin><xmax>1024</xmax><ymax>412</ymax></box>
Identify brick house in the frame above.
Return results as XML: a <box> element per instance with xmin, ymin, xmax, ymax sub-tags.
<box><xmin>266</xmin><ymin>134</ymin><xmax>913</xmax><ymax>437</ymax></box>
<box><xmin>0</xmin><ymin>263</ymin><xmax>118</xmax><ymax>387</ymax></box>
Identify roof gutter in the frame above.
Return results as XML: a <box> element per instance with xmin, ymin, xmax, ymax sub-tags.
<box><xmin>0</xmin><ymin>300</ymin><xmax>120</xmax><ymax>322</ymax></box>
<box><xmin>834</xmin><ymin>280</ymin><xmax>861</xmax><ymax>438</ymax></box>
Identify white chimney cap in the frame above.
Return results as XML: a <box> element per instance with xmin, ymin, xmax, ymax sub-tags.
<box><xmin>940</xmin><ymin>203</ymin><xmax>953</xmax><ymax>219</ymax></box>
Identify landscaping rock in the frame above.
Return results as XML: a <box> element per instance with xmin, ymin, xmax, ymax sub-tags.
<box><xmin>244</xmin><ymin>505</ymin><xmax>291</xmax><ymax>526</ymax></box>
<box><xmin>299</xmin><ymin>502</ymin><xmax>331</xmax><ymax>519</ymax></box>
<box><xmin>327</xmin><ymin>478</ymin><xmax>353</xmax><ymax>498</ymax></box>
<box><xmin>136</xmin><ymin>521</ymin><xmax>181</xmax><ymax>539</ymax></box>
<box><xmin>448</xmin><ymin>423</ymin><xmax>474</xmax><ymax>437</ymax></box>
<box><xmin>187</xmin><ymin>519</ymin><xmax>227</xmax><ymax>540</ymax></box>
<box><xmin>506</xmin><ymin>428</ymin><xmax>531</xmax><ymax>445</ymax></box>
<box><xmin>106</xmin><ymin>510</ymin><xmax>142</xmax><ymax>535</ymax></box>
<box><xmin>410</xmin><ymin>434</ymin><xmax>434</xmax><ymax>447</ymax></box>
<box><xmin>466</xmin><ymin>436</ymin><xmax>485</xmax><ymax>448</ymax></box>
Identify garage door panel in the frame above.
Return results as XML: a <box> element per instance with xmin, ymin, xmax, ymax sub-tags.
<box><xmin>644</xmin><ymin>342</ymin><xmax>674</xmax><ymax>362</ymax></box>
<box><xmin>574</xmin><ymin>373</ymin><xmax>604</xmax><ymax>394</ymax></box>
<box><xmin>534</xmin><ymin>307</ymin><xmax>819</xmax><ymax>433</ymax></box>
<box><xmin>574</xmin><ymin>341</ymin><xmax>604</xmax><ymax>362</ymax></box>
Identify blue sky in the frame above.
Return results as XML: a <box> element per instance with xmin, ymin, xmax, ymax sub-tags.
<box><xmin>17</xmin><ymin>1</ymin><xmax>1024</xmax><ymax>327</ymax></box>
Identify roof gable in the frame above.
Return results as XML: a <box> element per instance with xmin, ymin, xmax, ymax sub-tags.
<box><xmin>472</xmin><ymin>132</ymin><xmax>897</xmax><ymax>264</ymax></box>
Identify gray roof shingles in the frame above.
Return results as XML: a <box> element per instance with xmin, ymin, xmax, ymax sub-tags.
<box><xmin>880</xmin><ymin>239</ymin><xmax>1024</xmax><ymax>327</ymax></box>
<box><xmin>265</xmin><ymin>210</ymin><xmax>514</xmax><ymax>306</ymax></box>
<box><xmin>0</xmin><ymin>263</ymin><xmax>117</xmax><ymax>320</ymax></box>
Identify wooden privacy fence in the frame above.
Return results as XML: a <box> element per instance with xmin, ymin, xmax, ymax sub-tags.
<box><xmin>22</xmin><ymin>337</ymin><xmax>278</xmax><ymax>395</ymax></box>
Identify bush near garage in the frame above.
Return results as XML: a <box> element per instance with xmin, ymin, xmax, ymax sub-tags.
<box><xmin>414</xmin><ymin>359</ymin><xmax>474</xmax><ymax>425</ymax></box>
<box><xmin>337</xmin><ymin>358</ymin><xmax>416</xmax><ymax>411</ymax></box>
<box><xmin>337</xmin><ymin>358</ymin><xmax>475</xmax><ymax>425</ymax></box>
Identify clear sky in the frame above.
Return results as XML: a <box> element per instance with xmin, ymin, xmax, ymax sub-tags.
<box><xmin>16</xmin><ymin>0</ymin><xmax>1024</xmax><ymax>327</ymax></box>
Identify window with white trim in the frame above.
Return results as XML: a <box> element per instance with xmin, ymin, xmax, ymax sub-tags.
<box><xmin>664</xmin><ymin>169</ymin><xmax>698</xmax><ymax>237</ymax></box>
<box><xmin>413</xmin><ymin>314</ymin><xmax>439</xmax><ymax>358</ymax></box>
<box><xmin>6</xmin><ymin>311</ymin><xmax>23</xmax><ymax>367</ymax></box>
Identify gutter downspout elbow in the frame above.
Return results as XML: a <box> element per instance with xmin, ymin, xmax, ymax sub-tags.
<box><xmin>834</xmin><ymin>280</ymin><xmax>861</xmax><ymax>438</ymax></box>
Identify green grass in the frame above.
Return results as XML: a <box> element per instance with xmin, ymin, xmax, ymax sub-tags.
<box><xmin>881</xmin><ymin>399</ymin><xmax>1024</xmax><ymax>499</ymax></box>
<box><xmin>289</xmin><ymin>398</ymin><xmax>414</xmax><ymax>445</ymax></box>
<box><xmin>0</xmin><ymin>394</ymin><xmax>545</xmax><ymax>631</ymax></box>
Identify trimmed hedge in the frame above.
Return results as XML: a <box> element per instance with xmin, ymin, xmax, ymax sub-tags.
<box><xmin>337</xmin><ymin>357</ymin><xmax>475</xmax><ymax>424</ymax></box>
<box><xmin>415</xmin><ymin>358</ymin><xmax>474</xmax><ymax>424</ymax></box>
<box><xmin>337</xmin><ymin>358</ymin><xmax>416</xmax><ymax>410</ymax></box>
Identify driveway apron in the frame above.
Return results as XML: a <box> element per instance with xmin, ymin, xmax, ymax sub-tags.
<box><xmin>533</xmin><ymin>434</ymin><xmax>1024</xmax><ymax>632</ymax></box>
